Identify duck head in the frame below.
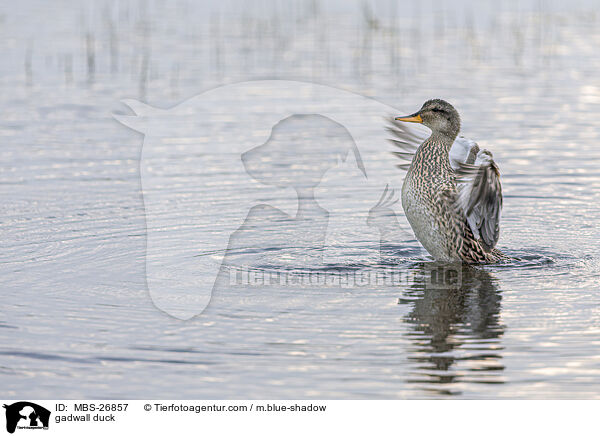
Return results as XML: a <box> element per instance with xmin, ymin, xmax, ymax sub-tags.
<box><xmin>395</xmin><ymin>99</ymin><xmax>461</xmax><ymax>139</ymax></box>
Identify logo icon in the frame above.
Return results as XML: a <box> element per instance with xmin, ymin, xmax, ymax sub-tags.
<box><xmin>3</xmin><ymin>402</ymin><xmax>50</xmax><ymax>434</ymax></box>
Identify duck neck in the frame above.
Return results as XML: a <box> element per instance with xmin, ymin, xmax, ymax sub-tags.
<box><xmin>413</xmin><ymin>130</ymin><xmax>456</xmax><ymax>174</ymax></box>
<box><xmin>430</xmin><ymin>130</ymin><xmax>457</xmax><ymax>151</ymax></box>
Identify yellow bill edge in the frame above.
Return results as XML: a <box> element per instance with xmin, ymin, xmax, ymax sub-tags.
<box><xmin>395</xmin><ymin>114</ymin><xmax>423</xmax><ymax>123</ymax></box>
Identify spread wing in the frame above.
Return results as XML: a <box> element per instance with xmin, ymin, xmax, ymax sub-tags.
<box><xmin>385</xmin><ymin>117</ymin><xmax>428</xmax><ymax>170</ymax></box>
<box><xmin>455</xmin><ymin>150</ymin><xmax>503</xmax><ymax>251</ymax></box>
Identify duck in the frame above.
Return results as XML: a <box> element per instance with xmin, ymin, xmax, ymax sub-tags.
<box><xmin>388</xmin><ymin>99</ymin><xmax>505</xmax><ymax>263</ymax></box>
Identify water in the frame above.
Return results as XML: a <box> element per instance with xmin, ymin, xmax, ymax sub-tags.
<box><xmin>2</xmin><ymin>0</ymin><xmax>600</xmax><ymax>398</ymax></box>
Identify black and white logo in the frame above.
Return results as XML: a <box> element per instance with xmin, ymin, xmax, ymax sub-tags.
<box><xmin>3</xmin><ymin>402</ymin><xmax>50</xmax><ymax>434</ymax></box>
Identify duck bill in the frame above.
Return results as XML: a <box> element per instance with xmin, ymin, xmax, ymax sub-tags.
<box><xmin>395</xmin><ymin>113</ymin><xmax>423</xmax><ymax>123</ymax></box>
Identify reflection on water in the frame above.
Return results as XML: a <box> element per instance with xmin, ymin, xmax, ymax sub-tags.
<box><xmin>399</xmin><ymin>265</ymin><xmax>504</xmax><ymax>396</ymax></box>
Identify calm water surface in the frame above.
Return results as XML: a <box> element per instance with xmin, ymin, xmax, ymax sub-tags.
<box><xmin>1</xmin><ymin>0</ymin><xmax>600</xmax><ymax>398</ymax></box>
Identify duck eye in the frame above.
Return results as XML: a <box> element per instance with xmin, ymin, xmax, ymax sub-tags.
<box><xmin>430</xmin><ymin>108</ymin><xmax>443</xmax><ymax>113</ymax></box>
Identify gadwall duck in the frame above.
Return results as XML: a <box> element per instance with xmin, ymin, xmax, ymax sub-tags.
<box><xmin>389</xmin><ymin>99</ymin><xmax>505</xmax><ymax>263</ymax></box>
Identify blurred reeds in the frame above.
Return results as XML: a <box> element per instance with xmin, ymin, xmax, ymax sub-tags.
<box><xmin>16</xmin><ymin>0</ymin><xmax>596</xmax><ymax>99</ymax></box>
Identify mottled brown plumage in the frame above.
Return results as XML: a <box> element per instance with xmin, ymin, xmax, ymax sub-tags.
<box><xmin>392</xmin><ymin>99</ymin><xmax>504</xmax><ymax>264</ymax></box>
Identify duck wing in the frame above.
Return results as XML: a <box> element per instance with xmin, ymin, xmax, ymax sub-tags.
<box><xmin>454</xmin><ymin>149</ymin><xmax>503</xmax><ymax>251</ymax></box>
<box><xmin>386</xmin><ymin>117</ymin><xmax>428</xmax><ymax>170</ymax></box>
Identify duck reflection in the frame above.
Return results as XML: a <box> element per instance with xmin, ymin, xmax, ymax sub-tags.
<box><xmin>398</xmin><ymin>264</ymin><xmax>505</xmax><ymax>396</ymax></box>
